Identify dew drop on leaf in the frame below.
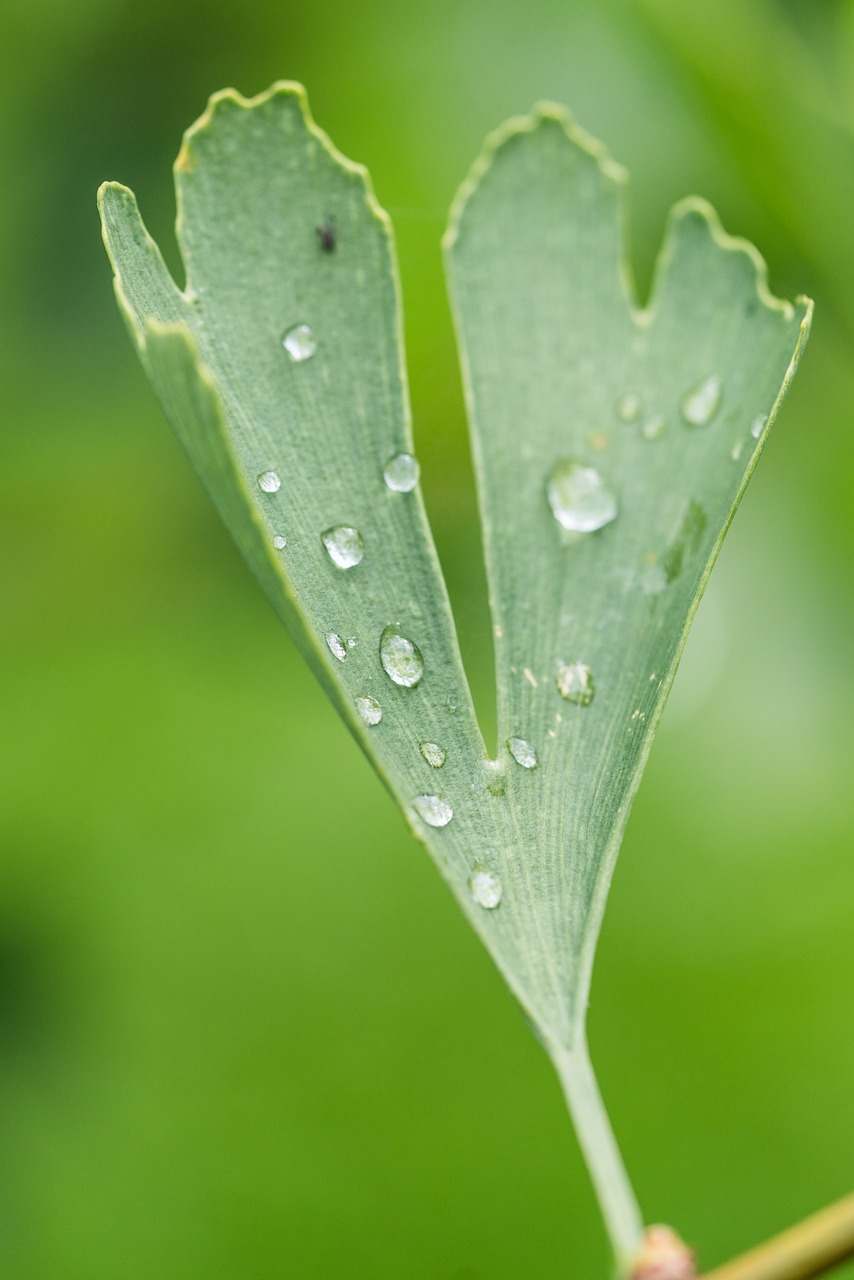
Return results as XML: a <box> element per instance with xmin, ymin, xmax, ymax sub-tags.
<box><xmin>616</xmin><ymin>393</ymin><xmax>641</xmax><ymax>422</ymax></box>
<box><xmin>272</xmin><ymin>534</ymin><xmax>287</xmax><ymax>549</ymax></box>
<box><xmin>380</xmin><ymin>626</ymin><xmax>424</xmax><ymax>687</ymax></box>
<box><xmin>282</xmin><ymin>322</ymin><xmax>317</xmax><ymax>361</ymax></box>
<box><xmin>641</xmin><ymin>415</ymin><xmax>667</xmax><ymax>441</ymax></box>
<box><xmin>383</xmin><ymin>452</ymin><xmax>420</xmax><ymax>492</ymax></box>
<box><xmin>546</xmin><ymin>461</ymin><xmax>617</xmax><ymax>533</ymax></box>
<box><xmin>469</xmin><ymin>868</ymin><xmax>503</xmax><ymax>910</ymax></box>
<box><xmin>321</xmin><ymin>525</ymin><xmax>364</xmax><ymax>569</ymax></box>
<box><xmin>507</xmin><ymin>737</ymin><xmax>538</xmax><ymax>769</ymax></box>
<box><xmin>258</xmin><ymin>470</ymin><xmax>281</xmax><ymax>493</ymax></box>
<box><xmin>681</xmin><ymin>374</ymin><xmax>721</xmax><ymax>426</ymax></box>
<box><xmin>419</xmin><ymin>741</ymin><xmax>446</xmax><ymax>768</ymax></box>
<box><xmin>414</xmin><ymin>794</ymin><xmax>453</xmax><ymax>827</ymax></box>
<box><xmin>355</xmin><ymin>695</ymin><xmax>382</xmax><ymax>726</ymax></box>
<box><xmin>556</xmin><ymin>661</ymin><xmax>595</xmax><ymax>706</ymax></box>
<box><xmin>325</xmin><ymin>632</ymin><xmax>347</xmax><ymax>661</ymax></box>
<box><xmin>750</xmin><ymin>415</ymin><xmax>766</xmax><ymax>439</ymax></box>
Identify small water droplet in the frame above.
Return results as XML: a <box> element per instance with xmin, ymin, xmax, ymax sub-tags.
<box><xmin>616</xmin><ymin>393</ymin><xmax>641</xmax><ymax>423</ymax></box>
<box><xmin>445</xmin><ymin>693</ymin><xmax>459</xmax><ymax>714</ymax></box>
<box><xmin>546</xmin><ymin>461</ymin><xmax>617</xmax><ymax>533</ymax></box>
<box><xmin>414</xmin><ymin>794</ymin><xmax>453</xmax><ymax>827</ymax></box>
<box><xmin>383</xmin><ymin>452</ymin><xmax>420</xmax><ymax>492</ymax></box>
<box><xmin>640</xmin><ymin>562</ymin><xmax>667</xmax><ymax>596</ymax></box>
<box><xmin>556</xmin><ymin>661</ymin><xmax>595</xmax><ymax>706</ymax></box>
<box><xmin>258</xmin><ymin>470</ymin><xmax>281</xmax><ymax>493</ymax></box>
<box><xmin>641</xmin><ymin>414</ymin><xmax>667</xmax><ymax>441</ymax></box>
<box><xmin>272</xmin><ymin>534</ymin><xmax>287</xmax><ymax>549</ymax></box>
<box><xmin>380</xmin><ymin>626</ymin><xmax>424</xmax><ymax>687</ymax></box>
<box><xmin>731</xmin><ymin>439</ymin><xmax>746</xmax><ymax>462</ymax></box>
<box><xmin>419</xmin><ymin>741</ymin><xmax>446</xmax><ymax>768</ymax></box>
<box><xmin>469</xmin><ymin>868</ymin><xmax>503</xmax><ymax>909</ymax></box>
<box><xmin>681</xmin><ymin>375</ymin><xmax>722</xmax><ymax>426</ymax></box>
<box><xmin>482</xmin><ymin>760</ymin><xmax>507</xmax><ymax>797</ymax></box>
<box><xmin>325</xmin><ymin>632</ymin><xmax>347</xmax><ymax>662</ymax></box>
<box><xmin>522</xmin><ymin>667</ymin><xmax>538</xmax><ymax>689</ymax></box>
<box><xmin>322</xmin><ymin>526</ymin><xmax>364</xmax><ymax>569</ymax></box>
<box><xmin>355</xmin><ymin>695</ymin><xmax>382</xmax><ymax>726</ymax></box>
<box><xmin>282</xmin><ymin>323</ymin><xmax>317</xmax><ymax>362</ymax></box>
<box><xmin>507</xmin><ymin>737</ymin><xmax>538</xmax><ymax>769</ymax></box>
<box><xmin>750</xmin><ymin>415</ymin><xmax>767</xmax><ymax>439</ymax></box>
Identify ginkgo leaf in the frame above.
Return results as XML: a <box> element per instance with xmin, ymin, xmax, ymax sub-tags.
<box><xmin>99</xmin><ymin>83</ymin><xmax>811</xmax><ymax>1272</ymax></box>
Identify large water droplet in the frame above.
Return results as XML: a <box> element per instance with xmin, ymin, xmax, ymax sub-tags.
<box><xmin>282</xmin><ymin>323</ymin><xmax>317</xmax><ymax>362</ymax></box>
<box><xmin>546</xmin><ymin>462</ymin><xmax>617</xmax><ymax>533</ymax></box>
<box><xmin>380</xmin><ymin>626</ymin><xmax>424</xmax><ymax>687</ymax></box>
<box><xmin>419</xmin><ymin>741</ymin><xmax>446</xmax><ymax>768</ymax></box>
<box><xmin>325</xmin><ymin>632</ymin><xmax>347</xmax><ymax>662</ymax></box>
<box><xmin>556</xmin><ymin>661</ymin><xmax>595</xmax><ymax>706</ymax></box>
<box><xmin>616</xmin><ymin>393</ymin><xmax>641</xmax><ymax>423</ymax></box>
<box><xmin>258</xmin><ymin>470</ymin><xmax>281</xmax><ymax>493</ymax></box>
<box><xmin>322</xmin><ymin>525</ymin><xmax>364</xmax><ymax>569</ymax></box>
<box><xmin>469</xmin><ymin>868</ymin><xmax>503</xmax><ymax>910</ymax></box>
<box><xmin>507</xmin><ymin>737</ymin><xmax>538</xmax><ymax>769</ymax></box>
<box><xmin>681</xmin><ymin>375</ymin><xmax>721</xmax><ymax>426</ymax></box>
<box><xmin>355</xmin><ymin>695</ymin><xmax>382</xmax><ymax>726</ymax></box>
<box><xmin>414</xmin><ymin>794</ymin><xmax>453</xmax><ymax>827</ymax></box>
<box><xmin>750</xmin><ymin>415</ymin><xmax>767</xmax><ymax>439</ymax></box>
<box><xmin>383</xmin><ymin>453</ymin><xmax>420</xmax><ymax>492</ymax></box>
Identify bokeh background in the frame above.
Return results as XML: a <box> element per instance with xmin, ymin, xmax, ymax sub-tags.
<box><xmin>2</xmin><ymin>0</ymin><xmax>853</xmax><ymax>1276</ymax></box>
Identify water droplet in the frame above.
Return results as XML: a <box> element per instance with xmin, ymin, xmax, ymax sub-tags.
<box><xmin>258</xmin><ymin>470</ymin><xmax>281</xmax><ymax>493</ymax></box>
<box><xmin>379</xmin><ymin>626</ymin><xmax>424</xmax><ymax>687</ymax></box>
<box><xmin>522</xmin><ymin>667</ymin><xmax>538</xmax><ymax>689</ymax></box>
<box><xmin>322</xmin><ymin>525</ymin><xmax>364</xmax><ymax>569</ymax></box>
<box><xmin>641</xmin><ymin>414</ymin><xmax>667</xmax><ymax>441</ymax></box>
<box><xmin>750</xmin><ymin>415</ymin><xmax>767</xmax><ymax>439</ymax></box>
<box><xmin>640</xmin><ymin>562</ymin><xmax>667</xmax><ymax>596</ymax></box>
<box><xmin>731</xmin><ymin>439</ymin><xmax>746</xmax><ymax>462</ymax></box>
<box><xmin>546</xmin><ymin>461</ymin><xmax>617</xmax><ymax>533</ymax></box>
<box><xmin>355</xmin><ymin>695</ymin><xmax>382</xmax><ymax>726</ymax></box>
<box><xmin>482</xmin><ymin>760</ymin><xmax>507</xmax><ymax>797</ymax></box>
<box><xmin>507</xmin><ymin>737</ymin><xmax>538</xmax><ymax>769</ymax></box>
<box><xmin>445</xmin><ymin>693</ymin><xmax>459</xmax><ymax>714</ymax></box>
<box><xmin>282</xmin><ymin>323</ymin><xmax>317</xmax><ymax>362</ymax></box>
<box><xmin>469</xmin><ymin>868</ymin><xmax>503</xmax><ymax>909</ymax></box>
<box><xmin>383</xmin><ymin>452</ymin><xmax>420</xmax><ymax>492</ymax></box>
<box><xmin>681</xmin><ymin>374</ymin><xmax>721</xmax><ymax>426</ymax></box>
<box><xmin>556</xmin><ymin>661</ymin><xmax>595</xmax><ymax>706</ymax></box>
<box><xmin>325</xmin><ymin>632</ymin><xmax>347</xmax><ymax>662</ymax></box>
<box><xmin>414</xmin><ymin>794</ymin><xmax>453</xmax><ymax>827</ymax></box>
<box><xmin>616</xmin><ymin>393</ymin><xmax>641</xmax><ymax>422</ymax></box>
<box><xmin>419</xmin><ymin>741</ymin><xmax>446</xmax><ymax>768</ymax></box>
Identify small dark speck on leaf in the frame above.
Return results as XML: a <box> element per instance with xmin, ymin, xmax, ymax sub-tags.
<box><xmin>316</xmin><ymin>216</ymin><xmax>336</xmax><ymax>252</ymax></box>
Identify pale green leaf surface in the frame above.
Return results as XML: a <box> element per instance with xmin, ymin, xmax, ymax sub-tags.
<box><xmin>99</xmin><ymin>85</ymin><xmax>810</xmax><ymax>1059</ymax></box>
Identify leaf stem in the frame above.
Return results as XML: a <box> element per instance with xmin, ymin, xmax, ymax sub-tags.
<box><xmin>701</xmin><ymin>1192</ymin><xmax>854</xmax><ymax>1280</ymax></box>
<box><xmin>551</xmin><ymin>1039</ymin><xmax>644</xmax><ymax>1271</ymax></box>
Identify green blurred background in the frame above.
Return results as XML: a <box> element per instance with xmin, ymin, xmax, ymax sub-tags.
<box><xmin>2</xmin><ymin>0</ymin><xmax>853</xmax><ymax>1276</ymax></box>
